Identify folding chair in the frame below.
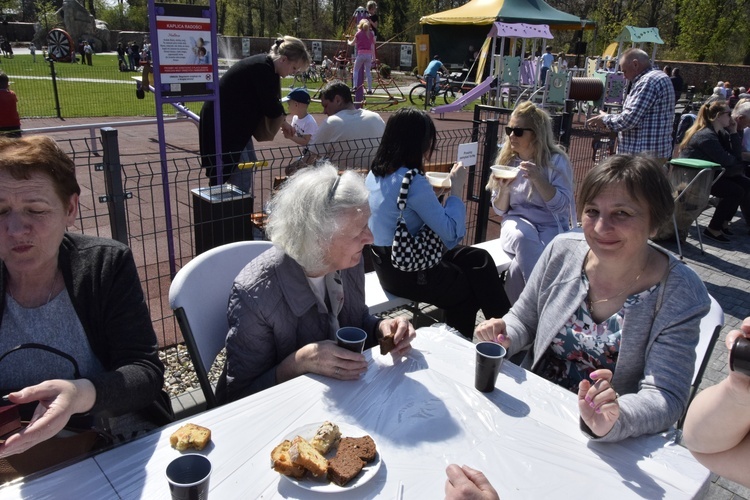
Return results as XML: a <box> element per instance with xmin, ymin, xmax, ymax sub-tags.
<box><xmin>668</xmin><ymin>158</ymin><xmax>724</xmax><ymax>259</ymax></box>
<box><xmin>169</xmin><ymin>240</ymin><xmax>274</xmax><ymax>408</ymax></box>
<box><xmin>677</xmin><ymin>294</ymin><xmax>724</xmax><ymax>428</ymax></box>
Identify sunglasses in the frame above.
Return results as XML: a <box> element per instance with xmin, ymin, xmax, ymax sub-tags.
<box><xmin>505</xmin><ymin>127</ymin><xmax>534</xmax><ymax>137</ymax></box>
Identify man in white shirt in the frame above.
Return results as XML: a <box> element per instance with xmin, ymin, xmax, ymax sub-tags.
<box><xmin>289</xmin><ymin>82</ymin><xmax>385</xmax><ymax>174</ymax></box>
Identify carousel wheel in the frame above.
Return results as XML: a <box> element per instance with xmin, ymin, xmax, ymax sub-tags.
<box><xmin>47</xmin><ymin>28</ymin><xmax>75</xmax><ymax>63</ymax></box>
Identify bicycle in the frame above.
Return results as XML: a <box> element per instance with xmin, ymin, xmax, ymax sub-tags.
<box><xmin>291</xmin><ymin>61</ymin><xmax>320</xmax><ymax>88</ymax></box>
<box><xmin>409</xmin><ymin>73</ymin><xmax>476</xmax><ymax>109</ymax></box>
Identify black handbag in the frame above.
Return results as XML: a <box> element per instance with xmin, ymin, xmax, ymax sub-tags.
<box><xmin>391</xmin><ymin>168</ymin><xmax>444</xmax><ymax>272</ymax></box>
<box><xmin>0</xmin><ymin>343</ymin><xmax>113</xmax><ymax>483</ymax></box>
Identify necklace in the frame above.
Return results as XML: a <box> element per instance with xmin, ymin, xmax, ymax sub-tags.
<box><xmin>8</xmin><ymin>272</ymin><xmax>59</xmax><ymax>307</ymax></box>
<box><xmin>585</xmin><ymin>252</ymin><xmax>650</xmax><ymax>317</ymax></box>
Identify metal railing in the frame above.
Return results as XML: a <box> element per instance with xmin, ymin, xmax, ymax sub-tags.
<box><xmin>47</xmin><ymin>106</ymin><xmax>613</xmax><ymax>347</ymax></box>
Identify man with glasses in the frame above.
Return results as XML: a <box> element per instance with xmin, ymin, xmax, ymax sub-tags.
<box><xmin>586</xmin><ymin>48</ymin><xmax>675</xmax><ymax>162</ymax></box>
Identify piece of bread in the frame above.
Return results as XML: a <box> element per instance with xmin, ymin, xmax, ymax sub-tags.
<box><xmin>327</xmin><ymin>451</ymin><xmax>365</xmax><ymax>486</ymax></box>
<box><xmin>289</xmin><ymin>436</ymin><xmax>328</xmax><ymax>477</ymax></box>
<box><xmin>169</xmin><ymin>423</ymin><xmax>212</xmax><ymax>451</ymax></box>
<box><xmin>337</xmin><ymin>435</ymin><xmax>377</xmax><ymax>462</ymax></box>
<box><xmin>271</xmin><ymin>440</ymin><xmax>306</xmax><ymax>478</ymax></box>
<box><xmin>310</xmin><ymin>421</ymin><xmax>341</xmax><ymax>455</ymax></box>
<box><xmin>379</xmin><ymin>333</ymin><xmax>396</xmax><ymax>355</ymax></box>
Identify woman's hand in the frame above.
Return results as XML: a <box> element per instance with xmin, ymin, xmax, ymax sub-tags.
<box><xmin>449</xmin><ymin>162</ymin><xmax>468</xmax><ymax>198</ymax></box>
<box><xmin>578</xmin><ymin>369</ymin><xmax>620</xmax><ymax>437</ymax></box>
<box><xmin>518</xmin><ymin>161</ymin><xmax>543</xmax><ymax>182</ymax></box>
<box><xmin>378</xmin><ymin>316</ymin><xmax>416</xmax><ymax>357</ymax></box>
<box><xmin>445</xmin><ymin>464</ymin><xmax>500</xmax><ymax>500</ymax></box>
<box><xmin>474</xmin><ymin>318</ymin><xmax>510</xmax><ymax>349</ymax></box>
<box><xmin>485</xmin><ymin>174</ymin><xmax>514</xmax><ymax>194</ymax></box>
<box><xmin>0</xmin><ymin>379</ymin><xmax>96</xmax><ymax>458</ymax></box>
<box><xmin>296</xmin><ymin>340</ymin><xmax>369</xmax><ymax>380</ymax></box>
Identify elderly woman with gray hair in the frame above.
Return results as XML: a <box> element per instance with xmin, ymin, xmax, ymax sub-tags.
<box><xmin>217</xmin><ymin>164</ymin><xmax>416</xmax><ymax>403</ymax></box>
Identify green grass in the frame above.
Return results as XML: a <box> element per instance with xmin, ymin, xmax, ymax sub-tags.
<box><xmin>2</xmin><ymin>53</ymin><xmax>448</xmax><ymax>119</ymax></box>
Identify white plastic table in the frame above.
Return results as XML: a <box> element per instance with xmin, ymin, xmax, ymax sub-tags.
<box><xmin>1</xmin><ymin>326</ymin><xmax>710</xmax><ymax>499</ymax></box>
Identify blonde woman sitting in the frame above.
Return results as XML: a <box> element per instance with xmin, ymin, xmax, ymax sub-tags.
<box><xmin>486</xmin><ymin>102</ymin><xmax>575</xmax><ymax>303</ymax></box>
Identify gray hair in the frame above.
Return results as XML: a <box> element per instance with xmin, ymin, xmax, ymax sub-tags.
<box><xmin>265</xmin><ymin>163</ymin><xmax>369</xmax><ymax>275</ymax></box>
<box><xmin>620</xmin><ymin>48</ymin><xmax>650</xmax><ymax>65</ymax></box>
<box><xmin>732</xmin><ymin>101</ymin><xmax>750</xmax><ymax>120</ymax></box>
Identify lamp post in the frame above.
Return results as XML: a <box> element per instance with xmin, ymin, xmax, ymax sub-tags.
<box><xmin>293</xmin><ymin>17</ymin><xmax>299</xmax><ymax>37</ymax></box>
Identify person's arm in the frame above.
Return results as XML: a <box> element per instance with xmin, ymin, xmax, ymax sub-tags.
<box><xmin>585</xmin><ymin>270</ymin><xmax>710</xmax><ymax>442</ymax></box>
<box><xmin>79</xmin><ymin>244</ymin><xmax>166</xmax><ymax>418</ymax></box>
<box><xmin>682</xmin><ymin>322</ymin><xmax>750</xmax><ymax>487</ymax></box>
<box><xmin>407</xmin><ymin>168</ymin><xmax>467</xmax><ymax>248</ymax></box>
<box><xmin>224</xmin><ymin>282</ymin><xmax>368</xmax><ymax>402</ymax></box>
<box><xmin>541</xmin><ymin>155</ymin><xmax>575</xmax><ymax>218</ymax></box>
<box><xmin>0</xmin><ymin>379</ymin><xmax>97</xmax><ymax>457</ymax></box>
<box><xmin>689</xmin><ymin>129</ymin><xmax>744</xmax><ymax>170</ymax></box>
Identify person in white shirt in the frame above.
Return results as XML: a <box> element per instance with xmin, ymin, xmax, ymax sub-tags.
<box><xmin>281</xmin><ymin>88</ymin><xmax>317</xmax><ymax>147</ymax></box>
<box><xmin>287</xmin><ymin>82</ymin><xmax>384</xmax><ymax>174</ymax></box>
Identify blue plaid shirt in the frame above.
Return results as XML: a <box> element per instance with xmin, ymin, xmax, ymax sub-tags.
<box><xmin>603</xmin><ymin>67</ymin><xmax>675</xmax><ymax>158</ymax></box>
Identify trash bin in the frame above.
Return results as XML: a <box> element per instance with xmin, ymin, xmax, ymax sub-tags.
<box><xmin>653</xmin><ymin>158</ymin><xmax>719</xmax><ymax>242</ymax></box>
<box><xmin>192</xmin><ymin>184</ymin><xmax>254</xmax><ymax>255</ymax></box>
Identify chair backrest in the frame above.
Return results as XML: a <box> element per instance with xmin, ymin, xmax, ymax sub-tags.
<box><xmin>169</xmin><ymin>240</ymin><xmax>273</xmax><ymax>408</ymax></box>
<box><xmin>678</xmin><ymin>293</ymin><xmax>723</xmax><ymax>428</ymax></box>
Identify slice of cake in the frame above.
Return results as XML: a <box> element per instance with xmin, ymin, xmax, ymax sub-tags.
<box><xmin>379</xmin><ymin>333</ymin><xmax>396</xmax><ymax>355</ymax></box>
<box><xmin>327</xmin><ymin>451</ymin><xmax>365</xmax><ymax>486</ymax></box>
<box><xmin>337</xmin><ymin>435</ymin><xmax>377</xmax><ymax>462</ymax></box>
<box><xmin>271</xmin><ymin>440</ymin><xmax>306</xmax><ymax>478</ymax></box>
<box><xmin>310</xmin><ymin>421</ymin><xmax>341</xmax><ymax>455</ymax></box>
<box><xmin>169</xmin><ymin>423</ymin><xmax>212</xmax><ymax>451</ymax></box>
<box><xmin>289</xmin><ymin>436</ymin><xmax>328</xmax><ymax>477</ymax></box>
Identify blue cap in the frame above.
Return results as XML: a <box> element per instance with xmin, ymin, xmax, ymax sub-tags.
<box><xmin>282</xmin><ymin>88</ymin><xmax>311</xmax><ymax>104</ymax></box>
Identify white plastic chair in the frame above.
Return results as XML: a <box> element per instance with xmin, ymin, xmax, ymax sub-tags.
<box><xmin>169</xmin><ymin>240</ymin><xmax>273</xmax><ymax>408</ymax></box>
<box><xmin>678</xmin><ymin>294</ymin><xmax>724</xmax><ymax>428</ymax></box>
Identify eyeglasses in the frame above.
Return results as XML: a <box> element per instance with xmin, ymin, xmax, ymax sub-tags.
<box><xmin>505</xmin><ymin>127</ymin><xmax>534</xmax><ymax>137</ymax></box>
<box><xmin>328</xmin><ymin>175</ymin><xmax>341</xmax><ymax>202</ymax></box>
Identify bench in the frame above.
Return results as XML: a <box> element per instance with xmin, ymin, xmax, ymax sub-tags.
<box><xmin>365</xmin><ymin>238</ymin><xmax>511</xmax><ymax>315</ymax></box>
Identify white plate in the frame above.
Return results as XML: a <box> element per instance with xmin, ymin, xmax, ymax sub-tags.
<box><xmin>425</xmin><ymin>171</ymin><xmax>451</xmax><ymax>188</ymax></box>
<box><xmin>277</xmin><ymin>422</ymin><xmax>381</xmax><ymax>492</ymax></box>
<box><xmin>490</xmin><ymin>165</ymin><xmax>520</xmax><ymax>179</ymax></box>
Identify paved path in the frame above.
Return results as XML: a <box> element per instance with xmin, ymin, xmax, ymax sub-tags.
<box><xmin>19</xmin><ymin>113</ymin><xmax>750</xmax><ymax>499</ymax></box>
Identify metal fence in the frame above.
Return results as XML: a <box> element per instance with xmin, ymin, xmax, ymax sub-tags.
<box><xmin>51</xmin><ymin>108</ymin><xmax>613</xmax><ymax>348</ymax></box>
<box><xmin>2</xmin><ymin>54</ymin><xmax>157</xmax><ymax>118</ymax></box>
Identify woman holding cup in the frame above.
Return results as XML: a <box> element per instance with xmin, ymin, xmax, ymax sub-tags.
<box><xmin>476</xmin><ymin>155</ymin><xmax>710</xmax><ymax>442</ymax></box>
<box><xmin>682</xmin><ymin>318</ymin><xmax>750</xmax><ymax>487</ymax></box>
<box><xmin>487</xmin><ymin>102</ymin><xmax>575</xmax><ymax>303</ymax></box>
<box><xmin>217</xmin><ymin>164</ymin><xmax>415</xmax><ymax>403</ymax></box>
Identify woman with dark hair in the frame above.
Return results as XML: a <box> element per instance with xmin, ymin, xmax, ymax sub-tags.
<box><xmin>366</xmin><ymin>108</ymin><xmax>510</xmax><ymax>339</ymax></box>
<box><xmin>476</xmin><ymin>155</ymin><xmax>710</xmax><ymax>442</ymax></box>
<box><xmin>678</xmin><ymin>100</ymin><xmax>750</xmax><ymax>241</ymax></box>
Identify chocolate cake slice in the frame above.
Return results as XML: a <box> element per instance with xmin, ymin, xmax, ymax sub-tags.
<box><xmin>327</xmin><ymin>452</ymin><xmax>365</xmax><ymax>486</ymax></box>
<box><xmin>337</xmin><ymin>435</ymin><xmax>377</xmax><ymax>462</ymax></box>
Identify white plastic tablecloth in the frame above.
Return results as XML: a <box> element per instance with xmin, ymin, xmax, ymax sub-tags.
<box><xmin>1</xmin><ymin>326</ymin><xmax>710</xmax><ymax>499</ymax></box>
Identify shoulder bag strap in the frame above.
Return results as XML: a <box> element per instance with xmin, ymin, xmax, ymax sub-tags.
<box><xmin>0</xmin><ymin>343</ymin><xmax>81</xmax><ymax>379</ymax></box>
<box><xmin>396</xmin><ymin>168</ymin><xmax>419</xmax><ymax>212</ymax></box>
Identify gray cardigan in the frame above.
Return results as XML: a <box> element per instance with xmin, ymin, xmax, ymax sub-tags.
<box><xmin>504</xmin><ymin>232</ymin><xmax>710</xmax><ymax>442</ymax></box>
<box><xmin>217</xmin><ymin>246</ymin><xmax>381</xmax><ymax>403</ymax></box>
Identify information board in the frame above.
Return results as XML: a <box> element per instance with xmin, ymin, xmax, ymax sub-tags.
<box><xmin>154</xmin><ymin>3</ymin><xmax>213</xmax><ymax>96</ymax></box>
